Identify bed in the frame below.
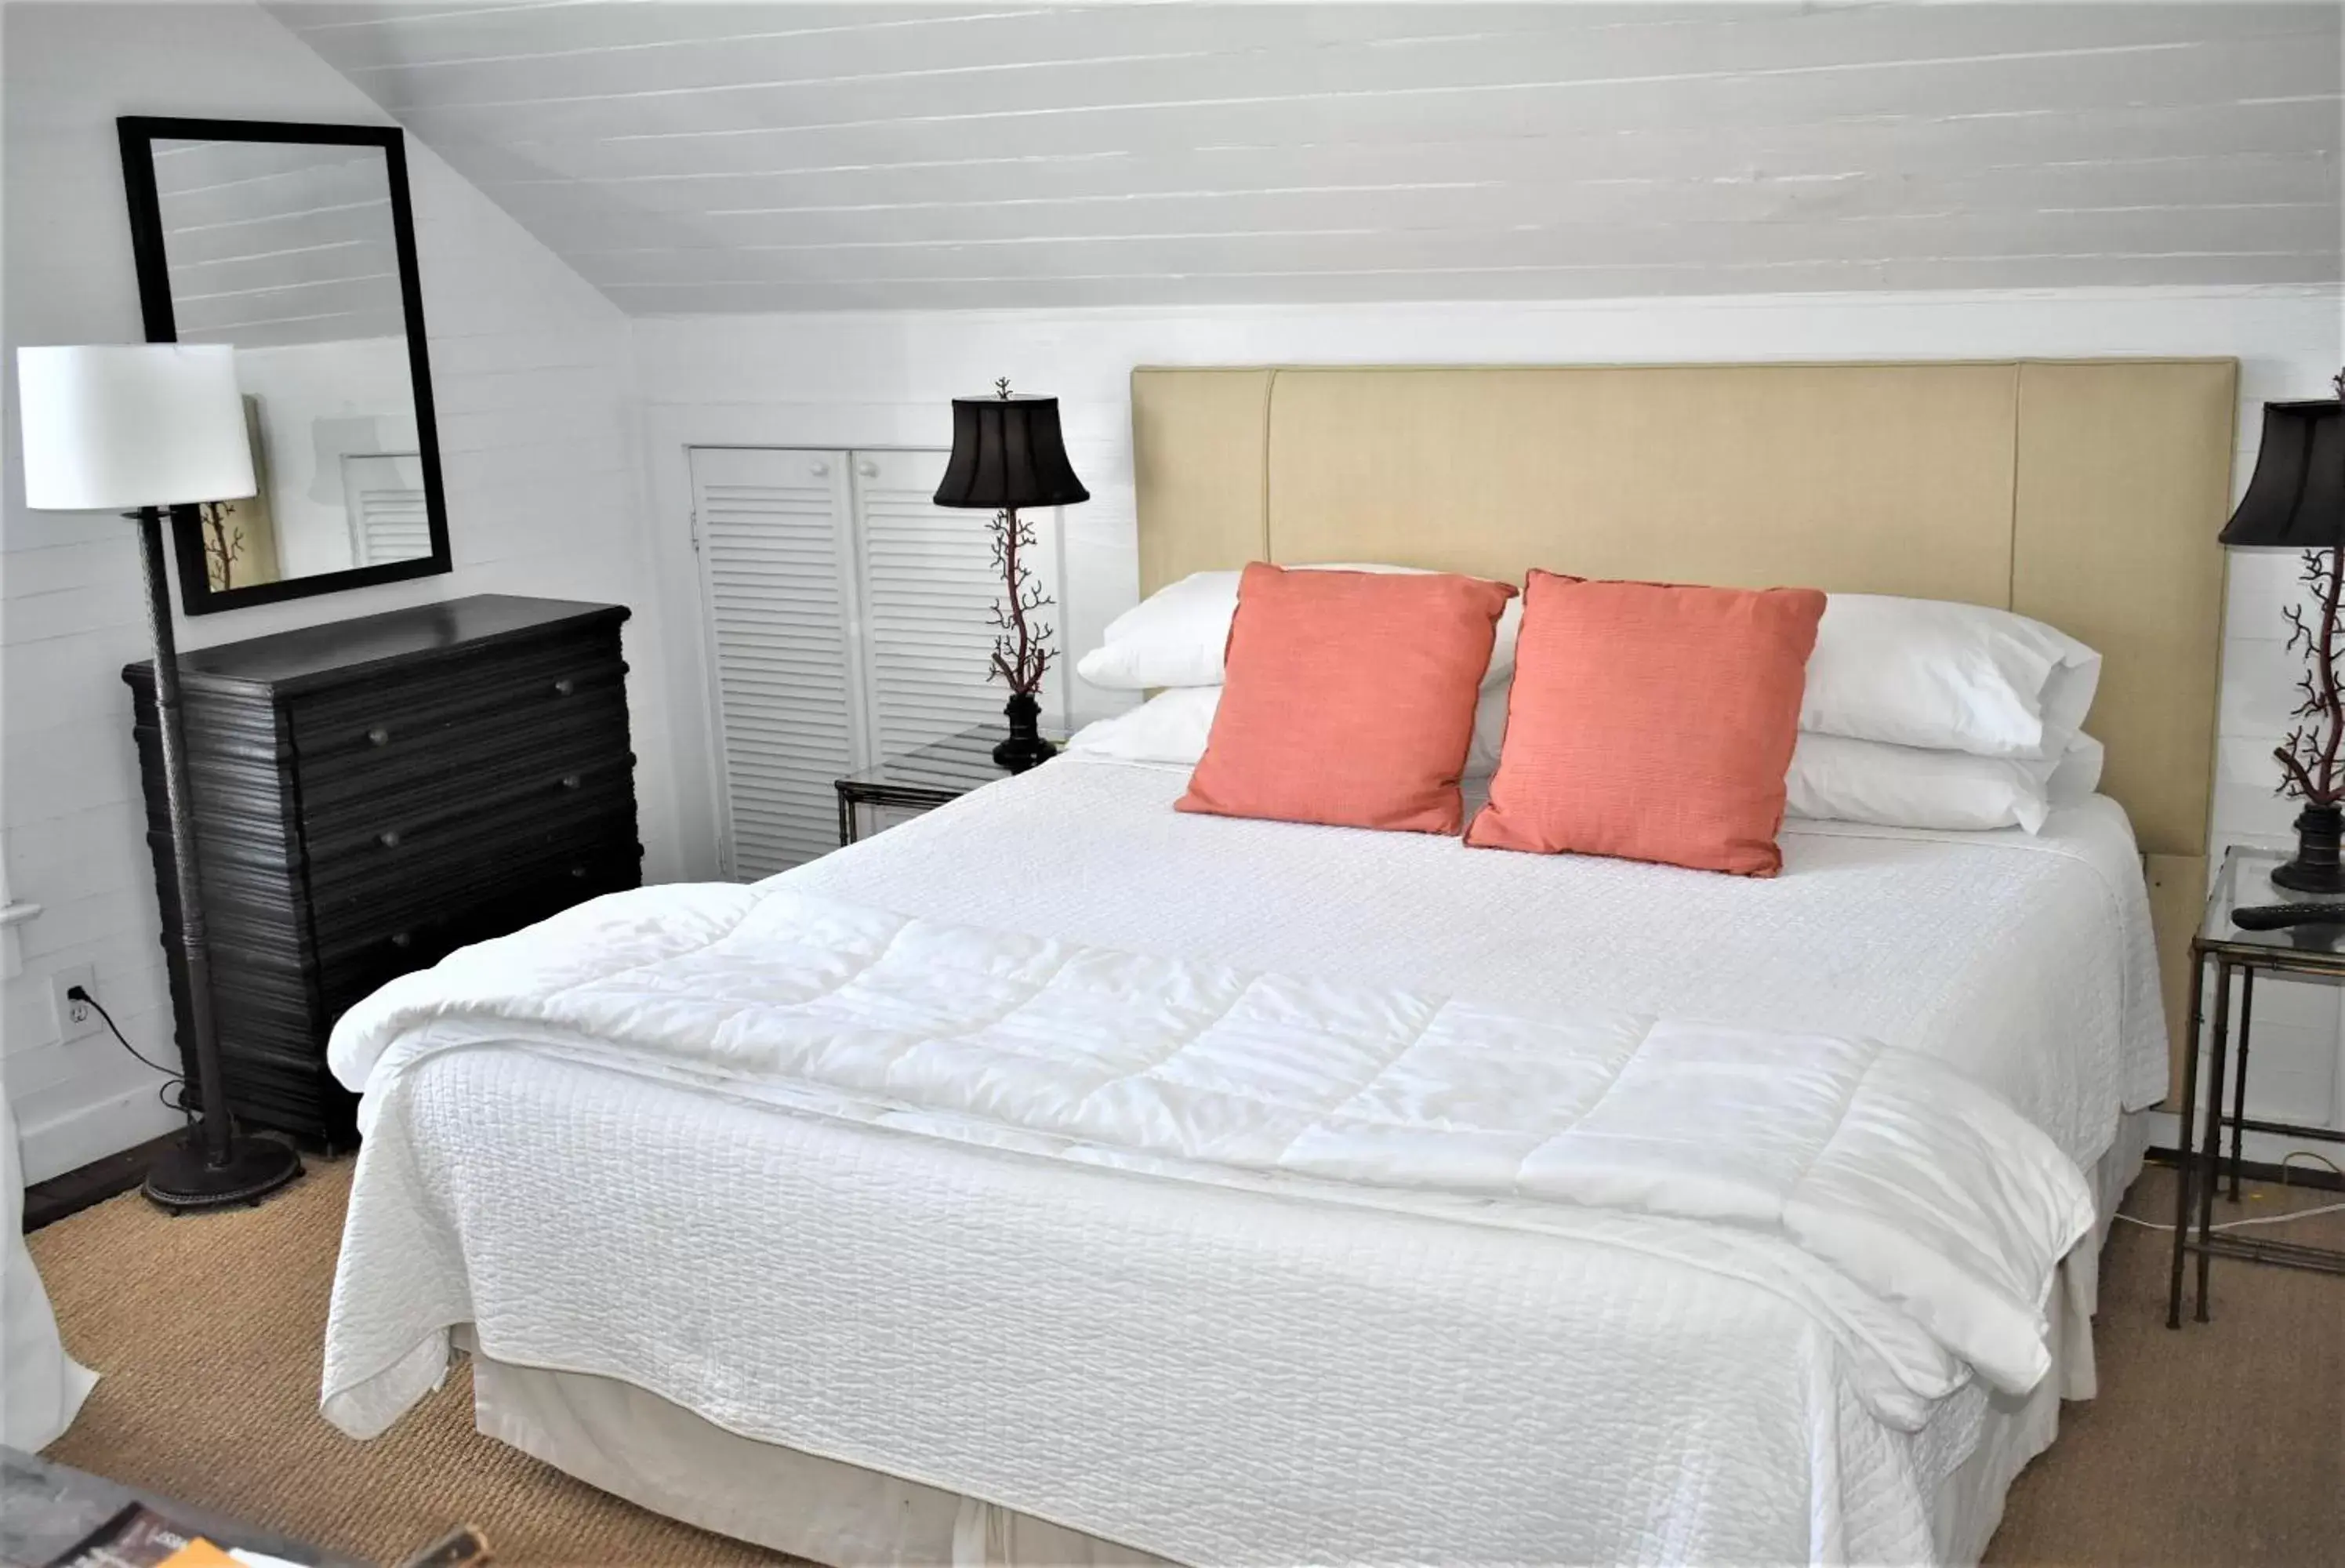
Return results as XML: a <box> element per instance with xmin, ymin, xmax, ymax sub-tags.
<box><xmin>321</xmin><ymin>360</ymin><xmax>2236</xmax><ymax>1566</ymax></box>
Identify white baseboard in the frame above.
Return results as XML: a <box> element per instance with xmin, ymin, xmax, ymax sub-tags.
<box><xmin>16</xmin><ymin>1085</ymin><xmax>183</xmax><ymax>1186</ymax></box>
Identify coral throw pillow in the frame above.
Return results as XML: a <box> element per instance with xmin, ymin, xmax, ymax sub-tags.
<box><xmin>1466</xmin><ymin>572</ymin><xmax>1826</xmax><ymax>876</ymax></box>
<box><xmin>1177</xmin><ymin>562</ymin><xmax>1516</xmax><ymax>834</ymax></box>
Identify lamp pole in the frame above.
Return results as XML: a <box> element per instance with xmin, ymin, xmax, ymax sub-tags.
<box><xmin>135</xmin><ymin>503</ymin><xmax>302</xmax><ymax>1210</ymax></box>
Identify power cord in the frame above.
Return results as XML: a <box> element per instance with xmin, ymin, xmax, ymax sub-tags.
<box><xmin>66</xmin><ymin>982</ymin><xmax>196</xmax><ymax>1126</ymax></box>
<box><xmin>2114</xmin><ymin>1150</ymin><xmax>2345</xmax><ymax>1232</ymax></box>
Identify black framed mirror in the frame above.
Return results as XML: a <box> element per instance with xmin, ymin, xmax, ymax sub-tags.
<box><xmin>118</xmin><ymin>117</ymin><xmax>452</xmax><ymax>615</ymax></box>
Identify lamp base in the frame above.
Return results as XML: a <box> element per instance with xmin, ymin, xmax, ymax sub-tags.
<box><xmin>2271</xmin><ymin>804</ymin><xmax>2345</xmax><ymax>894</ymax></box>
<box><xmin>993</xmin><ymin>691</ymin><xmax>1057</xmax><ymax>774</ymax></box>
<box><xmin>142</xmin><ymin>1128</ymin><xmax>302</xmax><ymax>1213</ymax></box>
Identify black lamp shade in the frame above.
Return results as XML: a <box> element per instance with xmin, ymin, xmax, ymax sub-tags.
<box><xmin>2220</xmin><ymin>398</ymin><xmax>2344</xmax><ymax>550</ymax></box>
<box><xmin>934</xmin><ymin>394</ymin><xmax>1089</xmax><ymax>510</ymax></box>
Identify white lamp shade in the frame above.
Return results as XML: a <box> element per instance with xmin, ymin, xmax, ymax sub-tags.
<box><xmin>16</xmin><ymin>343</ymin><xmax>255</xmax><ymax>511</ymax></box>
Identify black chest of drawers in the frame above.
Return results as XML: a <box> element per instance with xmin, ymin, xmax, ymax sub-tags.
<box><xmin>125</xmin><ymin>594</ymin><xmax>641</xmax><ymax>1147</ymax></box>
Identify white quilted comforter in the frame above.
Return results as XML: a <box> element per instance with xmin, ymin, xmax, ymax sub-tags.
<box><xmin>322</xmin><ymin>758</ymin><xmax>2165</xmax><ymax>1566</ymax></box>
<box><xmin>331</xmin><ymin>885</ymin><xmax>2090</xmax><ymax>1399</ymax></box>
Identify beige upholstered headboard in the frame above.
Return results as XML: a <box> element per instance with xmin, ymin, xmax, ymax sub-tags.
<box><xmin>1130</xmin><ymin>361</ymin><xmax>2238</xmax><ymax>1101</ymax></box>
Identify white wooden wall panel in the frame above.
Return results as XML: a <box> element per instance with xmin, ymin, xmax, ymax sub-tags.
<box><xmin>691</xmin><ymin>447</ymin><xmax>861</xmax><ymax>880</ymax></box>
<box><xmin>269</xmin><ymin>2</ymin><xmax>2342</xmax><ymax>312</ymax></box>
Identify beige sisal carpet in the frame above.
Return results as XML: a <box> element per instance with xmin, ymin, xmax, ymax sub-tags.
<box><xmin>29</xmin><ymin>1157</ymin><xmax>792</xmax><ymax>1566</ymax></box>
<box><xmin>27</xmin><ymin>1157</ymin><xmax>2343</xmax><ymax>1566</ymax></box>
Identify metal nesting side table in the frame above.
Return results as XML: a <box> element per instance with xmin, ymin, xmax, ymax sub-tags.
<box><xmin>2166</xmin><ymin>844</ymin><xmax>2345</xmax><ymax>1327</ymax></box>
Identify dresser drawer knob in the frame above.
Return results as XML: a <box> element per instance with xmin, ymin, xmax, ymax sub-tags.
<box><xmin>553</xmin><ymin>677</ymin><xmax>576</xmax><ymax>697</ymax></box>
<box><xmin>560</xmin><ymin>773</ymin><xmax>582</xmax><ymax>790</ymax></box>
<box><xmin>390</xmin><ymin>931</ymin><xmax>413</xmax><ymax>949</ymax></box>
<box><xmin>367</xmin><ymin>726</ymin><xmax>391</xmax><ymax>747</ymax></box>
<box><xmin>569</xmin><ymin>864</ymin><xmax>588</xmax><ymax>880</ymax></box>
<box><xmin>377</xmin><ymin>829</ymin><xmax>401</xmax><ymax>848</ymax></box>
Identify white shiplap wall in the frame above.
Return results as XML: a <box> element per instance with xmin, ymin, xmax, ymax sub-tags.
<box><xmin>0</xmin><ymin>0</ymin><xmax>680</xmax><ymax>1181</ymax></box>
<box><xmin>632</xmin><ymin>285</ymin><xmax>2345</xmax><ymax>1148</ymax></box>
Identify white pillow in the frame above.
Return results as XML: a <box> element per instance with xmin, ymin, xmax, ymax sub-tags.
<box><xmin>1065</xmin><ymin>686</ymin><xmax>1222</xmax><ymax>766</ymax></box>
<box><xmin>1077</xmin><ymin>572</ymin><xmax>1244</xmax><ymax>689</ymax></box>
<box><xmin>1801</xmin><ymin>595</ymin><xmax>2100</xmax><ymax>760</ymax></box>
<box><xmin>1076</xmin><ymin>564</ymin><xmax>1523</xmax><ymax>693</ymax></box>
<box><xmin>2048</xmin><ymin>731</ymin><xmax>2105</xmax><ymax>805</ymax></box>
<box><xmin>1068</xmin><ymin>681</ymin><xmax>1512</xmax><ymax>777</ymax></box>
<box><xmin>1784</xmin><ymin>731</ymin><xmax>2102</xmax><ymax>835</ymax></box>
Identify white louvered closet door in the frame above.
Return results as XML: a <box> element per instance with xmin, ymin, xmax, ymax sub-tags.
<box><xmin>691</xmin><ymin>447</ymin><xmax>862</xmax><ymax>879</ymax></box>
<box><xmin>848</xmin><ymin>448</ymin><xmax>1008</xmax><ymax>762</ymax></box>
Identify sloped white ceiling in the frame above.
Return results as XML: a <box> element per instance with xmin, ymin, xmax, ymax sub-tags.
<box><xmin>268</xmin><ymin>2</ymin><xmax>2344</xmax><ymax>313</ymax></box>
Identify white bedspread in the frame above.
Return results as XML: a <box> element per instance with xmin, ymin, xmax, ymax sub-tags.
<box><xmin>322</xmin><ymin>757</ymin><xmax>2167</xmax><ymax>1566</ymax></box>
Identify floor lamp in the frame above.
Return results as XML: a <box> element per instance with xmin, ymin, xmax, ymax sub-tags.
<box><xmin>16</xmin><ymin>344</ymin><xmax>303</xmax><ymax>1210</ymax></box>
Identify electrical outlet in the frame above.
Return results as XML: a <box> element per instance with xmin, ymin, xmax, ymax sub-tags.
<box><xmin>49</xmin><ymin>963</ymin><xmax>100</xmax><ymax>1044</ymax></box>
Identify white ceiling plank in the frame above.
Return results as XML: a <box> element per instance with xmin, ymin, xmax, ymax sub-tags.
<box><xmin>495</xmin><ymin>156</ymin><xmax>2338</xmax><ymax>256</ymax></box>
<box><xmin>263</xmin><ymin>1</ymin><xmax>2343</xmax><ymax>311</ymax></box>
<box><xmin>466</xmin><ymin>122</ymin><xmax>2340</xmax><ymax>215</ymax></box>
<box><xmin>296</xmin><ymin>2</ymin><xmax>2335</xmax><ymax>101</ymax></box>
<box><xmin>268</xmin><ymin>2</ymin><xmax>1011</xmax><ymax>71</ymax></box>
<box><xmin>433</xmin><ymin>96</ymin><xmax>2341</xmax><ymax>225</ymax></box>
<box><xmin>377</xmin><ymin>31</ymin><xmax>2333</xmax><ymax>150</ymax></box>
<box><xmin>283</xmin><ymin>6</ymin><xmax>1758</xmax><ymax>82</ymax></box>
<box><xmin>387</xmin><ymin>67</ymin><xmax>2337</xmax><ymax>196</ymax></box>
<box><xmin>315</xmin><ymin>5</ymin><xmax>1613</xmax><ymax>102</ymax></box>
<box><xmin>570</xmin><ymin>202</ymin><xmax>2338</xmax><ymax>288</ymax></box>
<box><xmin>339</xmin><ymin>9</ymin><xmax>2336</xmax><ymax>132</ymax></box>
<box><xmin>604</xmin><ymin>249</ymin><xmax>2341</xmax><ymax>314</ymax></box>
<box><xmin>402</xmin><ymin>83</ymin><xmax>2342</xmax><ymax>193</ymax></box>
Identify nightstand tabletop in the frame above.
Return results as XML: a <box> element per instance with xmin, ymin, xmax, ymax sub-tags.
<box><xmin>836</xmin><ymin>724</ymin><xmax>1065</xmax><ymax>804</ymax></box>
<box><xmin>2197</xmin><ymin>844</ymin><xmax>2345</xmax><ymax>968</ymax></box>
<box><xmin>833</xmin><ymin>724</ymin><xmax>1069</xmax><ymax>848</ymax></box>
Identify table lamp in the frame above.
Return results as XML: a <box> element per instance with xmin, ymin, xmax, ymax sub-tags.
<box><xmin>2219</xmin><ymin>372</ymin><xmax>2345</xmax><ymax>892</ymax></box>
<box><xmin>16</xmin><ymin>344</ymin><xmax>303</xmax><ymax>1210</ymax></box>
<box><xmin>931</xmin><ymin>379</ymin><xmax>1088</xmax><ymax>771</ymax></box>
